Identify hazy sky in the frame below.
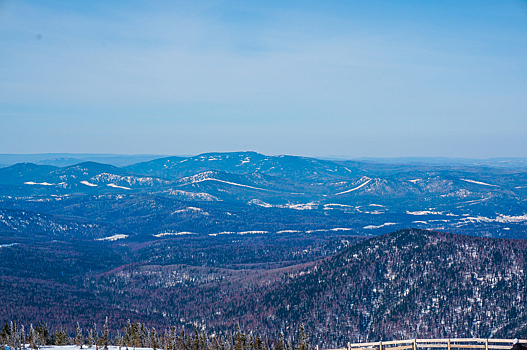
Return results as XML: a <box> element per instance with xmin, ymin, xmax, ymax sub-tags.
<box><xmin>1</xmin><ymin>0</ymin><xmax>526</xmax><ymax>158</ymax></box>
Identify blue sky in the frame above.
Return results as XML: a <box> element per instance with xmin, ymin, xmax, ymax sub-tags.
<box><xmin>1</xmin><ymin>0</ymin><xmax>526</xmax><ymax>158</ymax></box>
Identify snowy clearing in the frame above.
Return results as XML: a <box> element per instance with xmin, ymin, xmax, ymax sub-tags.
<box><xmin>107</xmin><ymin>183</ymin><xmax>131</xmax><ymax>190</ymax></box>
<box><xmin>335</xmin><ymin>178</ymin><xmax>372</xmax><ymax>195</ymax></box>
<box><xmin>80</xmin><ymin>181</ymin><xmax>97</xmax><ymax>187</ymax></box>
<box><xmin>0</xmin><ymin>243</ymin><xmax>19</xmax><ymax>248</ymax></box>
<box><xmin>24</xmin><ymin>181</ymin><xmax>53</xmax><ymax>186</ymax></box>
<box><xmin>461</xmin><ymin>179</ymin><xmax>498</xmax><ymax>187</ymax></box>
<box><xmin>364</xmin><ymin>223</ymin><xmax>397</xmax><ymax>229</ymax></box>
<box><xmin>406</xmin><ymin>210</ymin><xmax>443</xmax><ymax>215</ymax></box>
<box><xmin>96</xmin><ymin>234</ymin><xmax>128</xmax><ymax>241</ymax></box>
<box><xmin>154</xmin><ymin>232</ymin><xmax>197</xmax><ymax>237</ymax></box>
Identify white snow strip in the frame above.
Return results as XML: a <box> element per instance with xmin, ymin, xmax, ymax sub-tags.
<box><xmin>172</xmin><ymin>207</ymin><xmax>202</xmax><ymax>214</ymax></box>
<box><xmin>364</xmin><ymin>222</ymin><xmax>397</xmax><ymax>229</ymax></box>
<box><xmin>369</xmin><ymin>204</ymin><xmax>385</xmax><ymax>207</ymax></box>
<box><xmin>80</xmin><ymin>181</ymin><xmax>97</xmax><ymax>187</ymax></box>
<box><xmin>237</xmin><ymin>157</ymin><xmax>250</xmax><ymax>166</ymax></box>
<box><xmin>154</xmin><ymin>232</ymin><xmax>197</xmax><ymax>237</ymax></box>
<box><xmin>286</xmin><ymin>202</ymin><xmax>317</xmax><ymax>210</ymax></box>
<box><xmin>208</xmin><ymin>231</ymin><xmax>235</xmax><ymax>237</ymax></box>
<box><xmin>330</xmin><ymin>227</ymin><xmax>353</xmax><ymax>231</ymax></box>
<box><xmin>0</xmin><ymin>243</ymin><xmax>18</xmax><ymax>248</ymax></box>
<box><xmin>24</xmin><ymin>181</ymin><xmax>53</xmax><ymax>186</ymax></box>
<box><xmin>193</xmin><ymin>178</ymin><xmax>267</xmax><ymax>191</ymax></box>
<box><xmin>335</xmin><ymin>178</ymin><xmax>372</xmax><ymax>195</ymax></box>
<box><xmin>461</xmin><ymin>179</ymin><xmax>498</xmax><ymax>187</ymax></box>
<box><xmin>412</xmin><ymin>221</ymin><xmax>428</xmax><ymax>224</ymax></box>
<box><xmin>324</xmin><ymin>203</ymin><xmax>353</xmax><ymax>208</ymax></box>
<box><xmin>409</xmin><ymin>179</ymin><xmax>420</xmax><ymax>183</ymax></box>
<box><xmin>276</xmin><ymin>230</ymin><xmax>301</xmax><ymax>233</ymax></box>
<box><xmin>249</xmin><ymin>199</ymin><xmax>274</xmax><ymax>208</ymax></box>
<box><xmin>406</xmin><ymin>210</ymin><xmax>443</xmax><ymax>215</ymax></box>
<box><xmin>107</xmin><ymin>183</ymin><xmax>131</xmax><ymax>190</ymax></box>
<box><xmin>237</xmin><ymin>230</ymin><xmax>268</xmax><ymax>235</ymax></box>
<box><xmin>96</xmin><ymin>234</ymin><xmax>128</xmax><ymax>241</ymax></box>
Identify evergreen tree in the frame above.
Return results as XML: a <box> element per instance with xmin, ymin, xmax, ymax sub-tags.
<box><xmin>276</xmin><ymin>333</ymin><xmax>285</xmax><ymax>350</ymax></box>
<box><xmin>87</xmin><ymin>329</ymin><xmax>94</xmax><ymax>348</ymax></box>
<box><xmin>102</xmin><ymin>318</ymin><xmax>109</xmax><ymax>350</ymax></box>
<box><xmin>28</xmin><ymin>324</ymin><xmax>38</xmax><ymax>350</ymax></box>
<box><xmin>76</xmin><ymin>322</ymin><xmax>84</xmax><ymax>349</ymax></box>
<box><xmin>294</xmin><ymin>326</ymin><xmax>309</xmax><ymax>350</ymax></box>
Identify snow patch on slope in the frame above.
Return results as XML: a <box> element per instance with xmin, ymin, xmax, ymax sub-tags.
<box><xmin>154</xmin><ymin>232</ymin><xmax>197</xmax><ymax>237</ymax></box>
<box><xmin>107</xmin><ymin>183</ymin><xmax>131</xmax><ymax>190</ymax></box>
<box><xmin>335</xmin><ymin>178</ymin><xmax>372</xmax><ymax>195</ymax></box>
<box><xmin>96</xmin><ymin>234</ymin><xmax>128</xmax><ymax>241</ymax></box>
<box><xmin>461</xmin><ymin>179</ymin><xmax>498</xmax><ymax>187</ymax></box>
<box><xmin>364</xmin><ymin>222</ymin><xmax>397</xmax><ymax>229</ymax></box>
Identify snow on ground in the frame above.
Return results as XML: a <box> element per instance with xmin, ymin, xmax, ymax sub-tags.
<box><xmin>276</xmin><ymin>230</ymin><xmax>301</xmax><ymax>233</ymax></box>
<box><xmin>461</xmin><ymin>179</ymin><xmax>498</xmax><ymax>187</ymax></box>
<box><xmin>406</xmin><ymin>210</ymin><xmax>443</xmax><ymax>215</ymax></box>
<box><xmin>460</xmin><ymin>214</ymin><xmax>527</xmax><ymax>224</ymax></box>
<box><xmin>408</xmin><ymin>179</ymin><xmax>420</xmax><ymax>183</ymax></box>
<box><xmin>323</xmin><ymin>203</ymin><xmax>353</xmax><ymax>210</ymax></box>
<box><xmin>237</xmin><ymin>230</ymin><xmax>268</xmax><ymax>235</ymax></box>
<box><xmin>165</xmin><ymin>189</ymin><xmax>219</xmax><ymax>201</ymax></box>
<box><xmin>0</xmin><ymin>243</ymin><xmax>18</xmax><ymax>248</ymax></box>
<box><xmin>183</xmin><ymin>172</ymin><xmax>268</xmax><ymax>191</ymax></box>
<box><xmin>172</xmin><ymin>207</ymin><xmax>205</xmax><ymax>214</ymax></box>
<box><xmin>369</xmin><ymin>204</ymin><xmax>385</xmax><ymax>207</ymax></box>
<box><xmin>96</xmin><ymin>234</ymin><xmax>128</xmax><ymax>241</ymax></box>
<box><xmin>154</xmin><ymin>231</ymin><xmax>197</xmax><ymax>237</ymax></box>
<box><xmin>237</xmin><ymin>157</ymin><xmax>250</xmax><ymax>166</ymax></box>
<box><xmin>335</xmin><ymin>178</ymin><xmax>372</xmax><ymax>195</ymax></box>
<box><xmin>364</xmin><ymin>222</ymin><xmax>397</xmax><ymax>229</ymax></box>
<box><xmin>285</xmin><ymin>202</ymin><xmax>317</xmax><ymax>210</ymax></box>
<box><xmin>107</xmin><ymin>183</ymin><xmax>131</xmax><ymax>190</ymax></box>
<box><xmin>24</xmin><ymin>181</ymin><xmax>53</xmax><ymax>186</ymax></box>
<box><xmin>330</xmin><ymin>227</ymin><xmax>353</xmax><ymax>231</ymax></box>
<box><xmin>209</xmin><ymin>230</ymin><xmax>268</xmax><ymax>236</ymax></box>
<box><xmin>249</xmin><ymin>199</ymin><xmax>274</xmax><ymax>208</ymax></box>
<box><xmin>80</xmin><ymin>181</ymin><xmax>97</xmax><ymax>187</ymax></box>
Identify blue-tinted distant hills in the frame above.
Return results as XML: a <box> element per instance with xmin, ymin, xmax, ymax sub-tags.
<box><xmin>0</xmin><ymin>153</ymin><xmax>167</xmax><ymax>167</ymax></box>
<box><xmin>0</xmin><ymin>151</ymin><xmax>526</xmax><ymax>240</ymax></box>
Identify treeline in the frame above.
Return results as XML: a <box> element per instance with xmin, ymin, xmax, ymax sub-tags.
<box><xmin>1</xmin><ymin>318</ymin><xmax>311</xmax><ymax>350</ymax></box>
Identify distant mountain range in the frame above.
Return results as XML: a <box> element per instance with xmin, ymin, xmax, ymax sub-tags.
<box><xmin>0</xmin><ymin>151</ymin><xmax>526</xmax><ymax>240</ymax></box>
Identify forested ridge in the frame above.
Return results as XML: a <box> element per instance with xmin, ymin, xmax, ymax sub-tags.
<box><xmin>2</xmin><ymin>229</ymin><xmax>527</xmax><ymax>347</ymax></box>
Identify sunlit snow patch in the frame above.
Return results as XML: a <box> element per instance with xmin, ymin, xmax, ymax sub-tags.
<box><xmin>154</xmin><ymin>232</ymin><xmax>197</xmax><ymax>237</ymax></box>
<box><xmin>364</xmin><ymin>223</ymin><xmax>397</xmax><ymax>229</ymax></box>
<box><xmin>330</xmin><ymin>227</ymin><xmax>353</xmax><ymax>231</ymax></box>
<box><xmin>461</xmin><ymin>179</ymin><xmax>498</xmax><ymax>187</ymax></box>
<box><xmin>80</xmin><ymin>181</ymin><xmax>97</xmax><ymax>187</ymax></box>
<box><xmin>107</xmin><ymin>183</ymin><xmax>131</xmax><ymax>190</ymax></box>
<box><xmin>96</xmin><ymin>234</ymin><xmax>128</xmax><ymax>241</ymax></box>
<box><xmin>406</xmin><ymin>210</ymin><xmax>443</xmax><ymax>215</ymax></box>
<box><xmin>237</xmin><ymin>230</ymin><xmax>268</xmax><ymax>235</ymax></box>
<box><xmin>24</xmin><ymin>181</ymin><xmax>53</xmax><ymax>186</ymax></box>
<box><xmin>335</xmin><ymin>178</ymin><xmax>372</xmax><ymax>195</ymax></box>
<box><xmin>0</xmin><ymin>243</ymin><xmax>18</xmax><ymax>248</ymax></box>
